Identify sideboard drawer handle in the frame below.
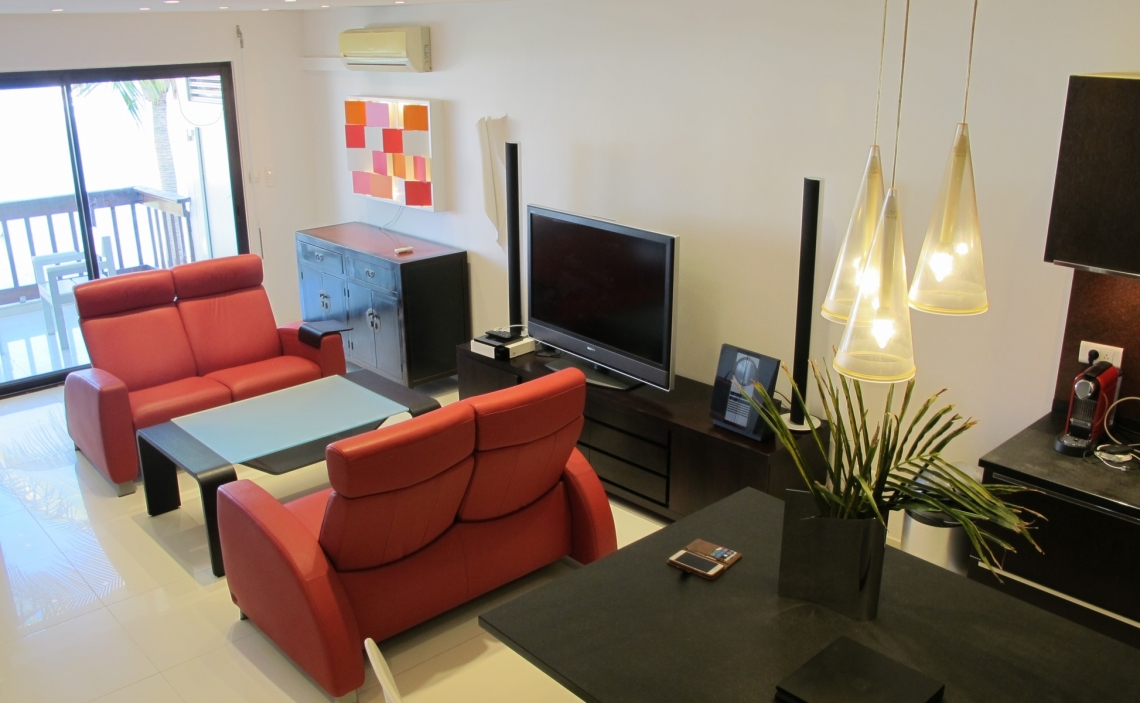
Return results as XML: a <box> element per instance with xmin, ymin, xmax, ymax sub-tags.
<box><xmin>314</xmin><ymin>252</ymin><xmax>324</xmax><ymax>261</ymax></box>
<box><xmin>365</xmin><ymin>269</ymin><xmax>375</xmax><ymax>278</ymax></box>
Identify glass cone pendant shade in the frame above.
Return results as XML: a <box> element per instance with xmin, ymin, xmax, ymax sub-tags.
<box><xmin>821</xmin><ymin>145</ymin><xmax>886</xmax><ymax>323</ymax></box>
<box><xmin>834</xmin><ymin>188</ymin><xmax>916</xmax><ymax>383</ymax></box>
<box><xmin>909</xmin><ymin>123</ymin><xmax>988</xmax><ymax>315</ymax></box>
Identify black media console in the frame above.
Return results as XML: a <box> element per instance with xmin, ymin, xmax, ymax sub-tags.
<box><xmin>457</xmin><ymin>345</ymin><xmax>829</xmax><ymax>520</ymax></box>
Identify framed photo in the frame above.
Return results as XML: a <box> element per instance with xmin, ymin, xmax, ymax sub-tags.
<box><xmin>709</xmin><ymin>344</ymin><xmax>780</xmax><ymax>442</ymax></box>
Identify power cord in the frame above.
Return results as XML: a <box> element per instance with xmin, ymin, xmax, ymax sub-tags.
<box><xmin>1092</xmin><ymin>396</ymin><xmax>1140</xmax><ymax>471</ymax></box>
<box><xmin>1103</xmin><ymin>396</ymin><xmax>1140</xmax><ymax>446</ymax></box>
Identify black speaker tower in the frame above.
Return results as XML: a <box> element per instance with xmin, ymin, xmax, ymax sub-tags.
<box><xmin>505</xmin><ymin>142</ymin><xmax>523</xmax><ymax>330</ymax></box>
<box><xmin>789</xmin><ymin>178</ymin><xmax>821</xmax><ymax>428</ymax></box>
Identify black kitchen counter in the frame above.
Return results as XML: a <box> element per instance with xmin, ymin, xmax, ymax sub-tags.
<box><xmin>979</xmin><ymin>413</ymin><xmax>1140</xmax><ymax>520</ymax></box>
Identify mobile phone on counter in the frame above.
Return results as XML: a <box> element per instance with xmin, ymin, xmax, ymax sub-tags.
<box><xmin>668</xmin><ymin>550</ymin><xmax>726</xmax><ymax>580</ymax></box>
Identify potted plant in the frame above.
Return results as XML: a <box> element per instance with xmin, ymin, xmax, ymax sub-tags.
<box><xmin>742</xmin><ymin>359</ymin><xmax>1041</xmax><ymax>620</ymax></box>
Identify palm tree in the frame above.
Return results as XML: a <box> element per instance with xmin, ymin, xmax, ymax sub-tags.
<box><xmin>75</xmin><ymin>80</ymin><xmax>178</xmax><ymax>194</ymax></box>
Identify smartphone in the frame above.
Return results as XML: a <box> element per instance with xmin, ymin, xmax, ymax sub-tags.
<box><xmin>668</xmin><ymin>550</ymin><xmax>725</xmax><ymax>580</ymax></box>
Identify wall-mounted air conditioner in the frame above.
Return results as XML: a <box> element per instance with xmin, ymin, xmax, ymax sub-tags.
<box><xmin>338</xmin><ymin>26</ymin><xmax>431</xmax><ymax>72</ymax></box>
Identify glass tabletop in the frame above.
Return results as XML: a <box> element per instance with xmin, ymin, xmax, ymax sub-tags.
<box><xmin>171</xmin><ymin>375</ymin><xmax>408</xmax><ymax>464</ymax></box>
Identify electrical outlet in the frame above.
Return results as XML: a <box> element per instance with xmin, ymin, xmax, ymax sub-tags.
<box><xmin>1079</xmin><ymin>341</ymin><xmax>1124</xmax><ymax>367</ymax></box>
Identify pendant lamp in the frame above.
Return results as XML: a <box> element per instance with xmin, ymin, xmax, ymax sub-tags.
<box><xmin>835</xmin><ymin>0</ymin><xmax>916</xmax><ymax>383</ymax></box>
<box><xmin>834</xmin><ymin>189</ymin><xmax>916</xmax><ymax>382</ymax></box>
<box><xmin>821</xmin><ymin>146</ymin><xmax>886</xmax><ymax>323</ymax></box>
<box><xmin>909</xmin><ymin>0</ymin><xmax>988</xmax><ymax>315</ymax></box>
<box><xmin>821</xmin><ymin>0</ymin><xmax>890</xmax><ymax>324</ymax></box>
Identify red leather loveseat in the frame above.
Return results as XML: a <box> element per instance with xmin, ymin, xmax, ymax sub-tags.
<box><xmin>65</xmin><ymin>255</ymin><xmax>345</xmax><ymax>495</ymax></box>
<box><xmin>217</xmin><ymin>369</ymin><xmax>618</xmax><ymax>699</ymax></box>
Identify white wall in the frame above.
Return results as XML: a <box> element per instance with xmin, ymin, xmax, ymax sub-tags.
<box><xmin>0</xmin><ymin>11</ymin><xmax>315</xmax><ymax>322</ymax></box>
<box><xmin>4</xmin><ymin>2</ymin><xmax>1138</xmax><ymax>467</ymax></box>
<box><xmin>300</xmin><ymin>0</ymin><xmax>1140</xmax><ymax>464</ymax></box>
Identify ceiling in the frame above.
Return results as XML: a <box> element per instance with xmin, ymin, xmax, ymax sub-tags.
<box><xmin>0</xmin><ymin>0</ymin><xmax>480</xmax><ymax>13</ymax></box>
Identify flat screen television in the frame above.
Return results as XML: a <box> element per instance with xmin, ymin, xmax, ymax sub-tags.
<box><xmin>527</xmin><ymin>206</ymin><xmax>678</xmax><ymax>390</ymax></box>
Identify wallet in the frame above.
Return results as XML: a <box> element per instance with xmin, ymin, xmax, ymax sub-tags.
<box><xmin>686</xmin><ymin>539</ymin><xmax>742</xmax><ymax>567</ymax></box>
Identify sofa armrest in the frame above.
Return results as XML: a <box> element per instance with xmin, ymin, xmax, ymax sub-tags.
<box><xmin>64</xmin><ymin>368</ymin><xmax>138</xmax><ymax>485</ymax></box>
<box><xmin>562</xmin><ymin>448</ymin><xmax>618</xmax><ymax>564</ymax></box>
<box><xmin>278</xmin><ymin>321</ymin><xmax>346</xmax><ymax>377</ymax></box>
<box><xmin>218</xmin><ymin>480</ymin><xmax>363</xmax><ymax>698</ymax></box>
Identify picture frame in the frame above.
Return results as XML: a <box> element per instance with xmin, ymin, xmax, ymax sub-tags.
<box><xmin>709</xmin><ymin>344</ymin><xmax>780</xmax><ymax>442</ymax></box>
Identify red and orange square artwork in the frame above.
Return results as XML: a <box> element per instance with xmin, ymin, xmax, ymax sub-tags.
<box><xmin>344</xmin><ymin>97</ymin><xmax>442</xmax><ymax>211</ymax></box>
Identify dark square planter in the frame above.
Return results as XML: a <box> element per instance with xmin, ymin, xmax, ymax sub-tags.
<box><xmin>778</xmin><ymin>489</ymin><xmax>887</xmax><ymax>620</ymax></box>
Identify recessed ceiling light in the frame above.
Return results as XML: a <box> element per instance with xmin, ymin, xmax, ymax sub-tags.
<box><xmin>394</xmin><ymin>1</ymin><xmax>405</xmax><ymax>4</ymax></box>
<box><xmin>163</xmin><ymin>0</ymin><xmax>179</xmax><ymax>3</ymax></box>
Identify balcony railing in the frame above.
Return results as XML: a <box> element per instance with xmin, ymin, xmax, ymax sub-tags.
<box><xmin>0</xmin><ymin>186</ymin><xmax>195</xmax><ymax>305</ymax></box>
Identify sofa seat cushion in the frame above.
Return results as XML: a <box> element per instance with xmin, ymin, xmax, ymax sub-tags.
<box><xmin>286</xmin><ymin>488</ymin><xmax>333</xmax><ymax>541</ymax></box>
<box><xmin>206</xmin><ymin>356</ymin><xmax>322</xmax><ymax>401</ymax></box>
<box><xmin>129</xmin><ymin>377</ymin><xmax>232</xmax><ymax>429</ymax></box>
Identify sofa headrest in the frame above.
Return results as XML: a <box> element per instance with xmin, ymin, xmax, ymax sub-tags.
<box><xmin>172</xmin><ymin>254</ymin><xmax>264</xmax><ymax>299</ymax></box>
<box><xmin>326</xmin><ymin>402</ymin><xmax>476</xmax><ymax>498</ymax></box>
<box><xmin>74</xmin><ymin>269</ymin><xmax>177</xmax><ymax>319</ymax></box>
<box><xmin>466</xmin><ymin>368</ymin><xmax>586</xmax><ymax>451</ymax></box>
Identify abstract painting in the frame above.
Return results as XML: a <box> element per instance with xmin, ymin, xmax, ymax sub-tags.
<box><xmin>345</xmin><ymin>97</ymin><xmax>443</xmax><ymax>210</ymax></box>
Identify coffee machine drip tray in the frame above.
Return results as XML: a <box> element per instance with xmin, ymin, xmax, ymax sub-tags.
<box><xmin>1054</xmin><ymin>432</ymin><xmax>1092</xmax><ymax>456</ymax></box>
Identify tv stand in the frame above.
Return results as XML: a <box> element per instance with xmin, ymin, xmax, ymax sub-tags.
<box><xmin>543</xmin><ymin>355</ymin><xmax>643</xmax><ymax>391</ymax></box>
<box><xmin>456</xmin><ymin>344</ymin><xmax>829</xmax><ymax>520</ymax></box>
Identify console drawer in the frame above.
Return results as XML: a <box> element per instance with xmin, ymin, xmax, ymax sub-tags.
<box><xmin>299</xmin><ymin>242</ymin><xmax>344</xmax><ymax>274</ymax></box>
<box><xmin>582</xmin><ymin>419</ymin><xmax>667</xmax><ymax>476</ymax></box>
<box><xmin>584</xmin><ymin>445</ymin><xmax>667</xmax><ymax>504</ymax></box>
<box><xmin>349</xmin><ymin>257</ymin><xmax>397</xmax><ymax>292</ymax></box>
<box><xmin>585</xmin><ymin>401</ymin><xmax>669</xmax><ymax>446</ymax></box>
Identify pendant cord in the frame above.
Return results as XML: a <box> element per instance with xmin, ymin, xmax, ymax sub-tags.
<box><xmin>890</xmin><ymin>0</ymin><xmax>911</xmax><ymax>188</ymax></box>
<box><xmin>962</xmin><ymin>0</ymin><xmax>980</xmax><ymax>123</ymax></box>
<box><xmin>873</xmin><ymin>0</ymin><xmax>889</xmax><ymax>145</ymax></box>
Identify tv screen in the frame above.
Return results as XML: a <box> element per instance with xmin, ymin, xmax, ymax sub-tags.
<box><xmin>527</xmin><ymin>207</ymin><xmax>677</xmax><ymax>390</ymax></box>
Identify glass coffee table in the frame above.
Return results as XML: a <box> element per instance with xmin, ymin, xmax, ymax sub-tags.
<box><xmin>137</xmin><ymin>369</ymin><xmax>439</xmax><ymax>577</ymax></box>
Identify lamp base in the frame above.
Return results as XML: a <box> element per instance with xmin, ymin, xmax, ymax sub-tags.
<box><xmin>780</xmin><ymin>412</ymin><xmax>821</xmax><ymax>433</ymax></box>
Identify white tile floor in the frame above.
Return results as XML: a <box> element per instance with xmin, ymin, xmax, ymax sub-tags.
<box><xmin>0</xmin><ymin>380</ymin><xmax>667</xmax><ymax>702</ymax></box>
<box><xmin>0</xmin><ymin>302</ymin><xmax>89</xmax><ymax>383</ymax></box>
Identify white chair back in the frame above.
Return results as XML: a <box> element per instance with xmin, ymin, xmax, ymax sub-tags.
<box><xmin>364</xmin><ymin>638</ymin><xmax>403</xmax><ymax>703</ymax></box>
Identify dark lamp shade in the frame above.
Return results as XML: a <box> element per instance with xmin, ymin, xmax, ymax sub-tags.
<box><xmin>1045</xmin><ymin>74</ymin><xmax>1140</xmax><ymax>278</ymax></box>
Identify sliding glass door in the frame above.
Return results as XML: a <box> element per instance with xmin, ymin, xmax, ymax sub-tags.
<box><xmin>0</xmin><ymin>86</ymin><xmax>88</xmax><ymax>385</ymax></box>
<box><xmin>0</xmin><ymin>64</ymin><xmax>247</xmax><ymax>396</ymax></box>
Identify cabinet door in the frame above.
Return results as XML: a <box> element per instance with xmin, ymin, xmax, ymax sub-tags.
<box><xmin>345</xmin><ymin>280</ymin><xmax>376</xmax><ymax>368</ymax></box>
<box><xmin>299</xmin><ymin>265</ymin><xmax>324</xmax><ymax>321</ymax></box>
<box><xmin>371</xmin><ymin>288</ymin><xmax>403</xmax><ymax>380</ymax></box>
<box><xmin>323</xmin><ymin>272</ymin><xmax>347</xmax><ymax>322</ymax></box>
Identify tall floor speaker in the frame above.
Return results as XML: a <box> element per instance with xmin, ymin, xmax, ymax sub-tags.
<box><xmin>505</xmin><ymin>142</ymin><xmax>522</xmax><ymax>330</ymax></box>
<box><xmin>781</xmin><ymin>178</ymin><xmax>822</xmax><ymax>431</ymax></box>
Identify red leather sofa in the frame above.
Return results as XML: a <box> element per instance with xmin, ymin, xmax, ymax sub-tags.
<box><xmin>65</xmin><ymin>255</ymin><xmax>345</xmax><ymax>495</ymax></box>
<box><xmin>217</xmin><ymin>369</ymin><xmax>618</xmax><ymax>699</ymax></box>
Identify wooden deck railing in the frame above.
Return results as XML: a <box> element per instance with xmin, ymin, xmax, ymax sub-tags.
<box><xmin>0</xmin><ymin>187</ymin><xmax>194</xmax><ymax>305</ymax></box>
